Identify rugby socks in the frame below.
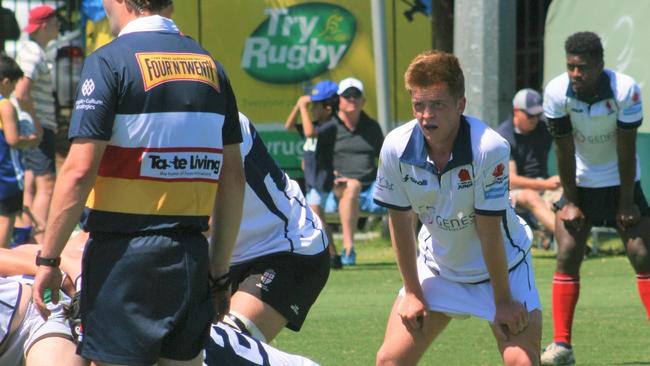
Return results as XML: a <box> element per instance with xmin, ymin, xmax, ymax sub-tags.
<box><xmin>637</xmin><ymin>272</ymin><xmax>650</xmax><ymax>319</ymax></box>
<box><xmin>552</xmin><ymin>273</ymin><xmax>580</xmax><ymax>346</ymax></box>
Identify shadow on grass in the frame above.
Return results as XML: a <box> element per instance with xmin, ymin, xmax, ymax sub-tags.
<box><xmin>610</xmin><ymin>362</ymin><xmax>650</xmax><ymax>365</ymax></box>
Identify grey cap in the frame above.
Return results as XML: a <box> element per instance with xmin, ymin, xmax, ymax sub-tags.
<box><xmin>513</xmin><ymin>88</ymin><xmax>543</xmax><ymax>115</ymax></box>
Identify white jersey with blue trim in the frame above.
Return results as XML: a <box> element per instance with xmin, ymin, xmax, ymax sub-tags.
<box><xmin>544</xmin><ymin>69</ymin><xmax>643</xmax><ymax>187</ymax></box>
<box><xmin>204</xmin><ymin>322</ymin><xmax>319</xmax><ymax>366</ymax></box>
<box><xmin>374</xmin><ymin>116</ymin><xmax>532</xmax><ymax>283</ymax></box>
<box><xmin>230</xmin><ymin>114</ymin><xmax>327</xmax><ymax>265</ymax></box>
<box><xmin>0</xmin><ymin>278</ymin><xmax>21</xmax><ymax>349</ymax></box>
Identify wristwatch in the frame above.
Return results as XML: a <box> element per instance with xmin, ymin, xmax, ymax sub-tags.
<box><xmin>35</xmin><ymin>250</ymin><xmax>61</xmax><ymax>267</ymax></box>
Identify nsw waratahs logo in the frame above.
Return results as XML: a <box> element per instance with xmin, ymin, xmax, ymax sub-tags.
<box><xmin>456</xmin><ymin>168</ymin><xmax>473</xmax><ymax>190</ymax></box>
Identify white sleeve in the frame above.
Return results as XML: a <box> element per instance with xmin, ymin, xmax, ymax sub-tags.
<box><xmin>617</xmin><ymin>81</ymin><xmax>643</xmax><ymax>125</ymax></box>
<box><xmin>15</xmin><ymin>43</ymin><xmax>40</xmax><ymax>80</ymax></box>
<box><xmin>474</xmin><ymin>141</ymin><xmax>511</xmax><ymax>213</ymax></box>
<box><xmin>373</xmin><ymin>138</ymin><xmax>411</xmax><ymax>210</ymax></box>
<box><xmin>543</xmin><ymin>76</ymin><xmax>569</xmax><ymax>119</ymax></box>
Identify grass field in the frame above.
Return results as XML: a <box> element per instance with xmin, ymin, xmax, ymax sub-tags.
<box><xmin>273</xmin><ymin>234</ymin><xmax>650</xmax><ymax>365</ymax></box>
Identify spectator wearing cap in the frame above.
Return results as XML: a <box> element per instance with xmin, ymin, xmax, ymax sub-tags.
<box><xmin>14</xmin><ymin>5</ymin><xmax>60</xmax><ymax>244</ymax></box>
<box><xmin>285</xmin><ymin>80</ymin><xmax>342</xmax><ymax>268</ymax></box>
<box><xmin>496</xmin><ymin>88</ymin><xmax>561</xmax><ymax>242</ymax></box>
<box><xmin>332</xmin><ymin>77</ymin><xmax>385</xmax><ymax>266</ymax></box>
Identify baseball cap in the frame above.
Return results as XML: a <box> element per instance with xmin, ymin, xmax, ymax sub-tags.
<box><xmin>310</xmin><ymin>80</ymin><xmax>338</xmax><ymax>102</ymax></box>
<box><xmin>24</xmin><ymin>5</ymin><xmax>57</xmax><ymax>34</ymax></box>
<box><xmin>512</xmin><ymin>88</ymin><xmax>543</xmax><ymax>115</ymax></box>
<box><xmin>337</xmin><ymin>77</ymin><xmax>364</xmax><ymax>95</ymax></box>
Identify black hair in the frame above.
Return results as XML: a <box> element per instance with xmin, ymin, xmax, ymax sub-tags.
<box><xmin>565</xmin><ymin>31</ymin><xmax>604</xmax><ymax>62</ymax></box>
<box><xmin>321</xmin><ymin>95</ymin><xmax>339</xmax><ymax>113</ymax></box>
<box><xmin>126</xmin><ymin>0</ymin><xmax>173</xmax><ymax>13</ymax></box>
<box><xmin>0</xmin><ymin>54</ymin><xmax>24</xmax><ymax>81</ymax></box>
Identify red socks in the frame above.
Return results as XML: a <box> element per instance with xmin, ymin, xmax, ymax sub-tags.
<box><xmin>637</xmin><ymin>272</ymin><xmax>650</xmax><ymax>319</ymax></box>
<box><xmin>552</xmin><ymin>273</ymin><xmax>580</xmax><ymax>345</ymax></box>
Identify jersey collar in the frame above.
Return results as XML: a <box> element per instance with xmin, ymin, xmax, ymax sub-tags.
<box><xmin>565</xmin><ymin>69</ymin><xmax>614</xmax><ymax>104</ymax></box>
<box><xmin>118</xmin><ymin>15</ymin><xmax>180</xmax><ymax>37</ymax></box>
<box><xmin>400</xmin><ymin>116</ymin><xmax>473</xmax><ymax>175</ymax></box>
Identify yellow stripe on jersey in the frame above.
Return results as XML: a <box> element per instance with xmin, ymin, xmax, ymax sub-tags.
<box><xmin>135</xmin><ymin>52</ymin><xmax>220</xmax><ymax>92</ymax></box>
<box><xmin>86</xmin><ymin>176</ymin><xmax>218</xmax><ymax>215</ymax></box>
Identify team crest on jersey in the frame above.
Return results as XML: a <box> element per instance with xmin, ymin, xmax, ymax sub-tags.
<box><xmin>135</xmin><ymin>52</ymin><xmax>220</xmax><ymax>92</ymax></box>
<box><xmin>484</xmin><ymin>163</ymin><xmax>508</xmax><ymax>199</ymax></box>
<box><xmin>456</xmin><ymin>168</ymin><xmax>473</xmax><ymax>190</ymax></box>
<box><xmin>256</xmin><ymin>269</ymin><xmax>276</xmax><ymax>291</ymax></box>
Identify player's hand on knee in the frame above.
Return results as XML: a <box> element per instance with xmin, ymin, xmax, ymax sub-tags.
<box><xmin>33</xmin><ymin>266</ymin><xmax>63</xmax><ymax>320</ymax></box>
<box><xmin>494</xmin><ymin>299</ymin><xmax>528</xmax><ymax>341</ymax></box>
<box><xmin>397</xmin><ymin>292</ymin><xmax>428</xmax><ymax>332</ymax></box>
<box><xmin>616</xmin><ymin>202</ymin><xmax>641</xmax><ymax>231</ymax></box>
<box><xmin>559</xmin><ymin>203</ymin><xmax>586</xmax><ymax>231</ymax></box>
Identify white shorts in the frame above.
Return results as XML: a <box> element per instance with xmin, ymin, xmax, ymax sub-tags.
<box><xmin>399</xmin><ymin>253</ymin><xmax>541</xmax><ymax>322</ymax></box>
<box><xmin>0</xmin><ymin>300</ymin><xmax>73</xmax><ymax>364</ymax></box>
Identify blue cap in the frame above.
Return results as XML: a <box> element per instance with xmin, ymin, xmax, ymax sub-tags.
<box><xmin>310</xmin><ymin>80</ymin><xmax>338</xmax><ymax>102</ymax></box>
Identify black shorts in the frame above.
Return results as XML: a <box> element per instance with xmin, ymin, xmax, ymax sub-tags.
<box><xmin>0</xmin><ymin>192</ymin><xmax>22</xmax><ymax>215</ymax></box>
<box><xmin>229</xmin><ymin>250</ymin><xmax>330</xmax><ymax>331</ymax></box>
<box><xmin>555</xmin><ymin>182</ymin><xmax>650</xmax><ymax>227</ymax></box>
<box><xmin>78</xmin><ymin>230</ymin><xmax>213</xmax><ymax>365</ymax></box>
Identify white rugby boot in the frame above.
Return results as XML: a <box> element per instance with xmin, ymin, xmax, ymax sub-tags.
<box><xmin>541</xmin><ymin>342</ymin><xmax>575</xmax><ymax>365</ymax></box>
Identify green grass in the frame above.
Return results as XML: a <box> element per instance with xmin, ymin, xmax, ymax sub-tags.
<box><xmin>272</xmin><ymin>235</ymin><xmax>650</xmax><ymax>365</ymax></box>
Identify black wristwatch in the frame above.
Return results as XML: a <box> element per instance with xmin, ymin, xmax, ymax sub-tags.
<box><xmin>35</xmin><ymin>250</ymin><xmax>61</xmax><ymax>267</ymax></box>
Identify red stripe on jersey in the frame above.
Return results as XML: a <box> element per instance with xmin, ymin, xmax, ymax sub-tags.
<box><xmin>98</xmin><ymin>145</ymin><xmax>223</xmax><ymax>182</ymax></box>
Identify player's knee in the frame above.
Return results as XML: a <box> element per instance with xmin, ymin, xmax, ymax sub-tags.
<box><xmin>375</xmin><ymin>344</ymin><xmax>397</xmax><ymax>366</ymax></box>
<box><xmin>502</xmin><ymin>347</ymin><xmax>537</xmax><ymax>366</ymax></box>
<box><xmin>222</xmin><ymin>311</ymin><xmax>267</xmax><ymax>342</ymax></box>
<box><xmin>626</xmin><ymin>239</ymin><xmax>650</xmax><ymax>272</ymax></box>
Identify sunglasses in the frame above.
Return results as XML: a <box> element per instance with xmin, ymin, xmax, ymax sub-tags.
<box><xmin>341</xmin><ymin>89</ymin><xmax>363</xmax><ymax>99</ymax></box>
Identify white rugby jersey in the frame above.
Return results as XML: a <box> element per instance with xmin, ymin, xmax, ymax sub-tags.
<box><xmin>204</xmin><ymin>322</ymin><xmax>319</xmax><ymax>366</ymax></box>
<box><xmin>544</xmin><ymin>69</ymin><xmax>643</xmax><ymax>187</ymax></box>
<box><xmin>230</xmin><ymin>114</ymin><xmax>327</xmax><ymax>265</ymax></box>
<box><xmin>0</xmin><ymin>278</ymin><xmax>21</xmax><ymax>349</ymax></box>
<box><xmin>374</xmin><ymin>116</ymin><xmax>532</xmax><ymax>283</ymax></box>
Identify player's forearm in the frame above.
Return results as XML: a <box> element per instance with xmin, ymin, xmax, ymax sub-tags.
<box><xmin>0</xmin><ymin>248</ymin><xmax>37</xmax><ymax>276</ymax></box>
<box><xmin>41</xmin><ymin>165</ymin><xmax>96</xmax><ymax>258</ymax></box>
<box><xmin>41</xmin><ymin>140</ymin><xmax>104</xmax><ymax>259</ymax></box>
<box><xmin>388</xmin><ymin>210</ymin><xmax>422</xmax><ymax>296</ymax></box>
<box><xmin>209</xmin><ymin>144</ymin><xmax>245</xmax><ymax>276</ymax></box>
<box><xmin>476</xmin><ymin>214</ymin><xmax>512</xmax><ymax>303</ymax></box>
<box><xmin>555</xmin><ymin>136</ymin><xmax>578</xmax><ymax>203</ymax></box>
<box><xmin>617</xmin><ymin>128</ymin><xmax>637</xmax><ymax>204</ymax></box>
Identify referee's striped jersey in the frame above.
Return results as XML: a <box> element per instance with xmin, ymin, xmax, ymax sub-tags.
<box><xmin>68</xmin><ymin>16</ymin><xmax>241</xmax><ymax>233</ymax></box>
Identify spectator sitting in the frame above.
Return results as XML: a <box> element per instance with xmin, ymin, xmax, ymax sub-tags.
<box><xmin>332</xmin><ymin>77</ymin><xmax>385</xmax><ymax>266</ymax></box>
<box><xmin>285</xmin><ymin>80</ymin><xmax>341</xmax><ymax>268</ymax></box>
<box><xmin>496</xmin><ymin>88</ymin><xmax>561</xmax><ymax>247</ymax></box>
